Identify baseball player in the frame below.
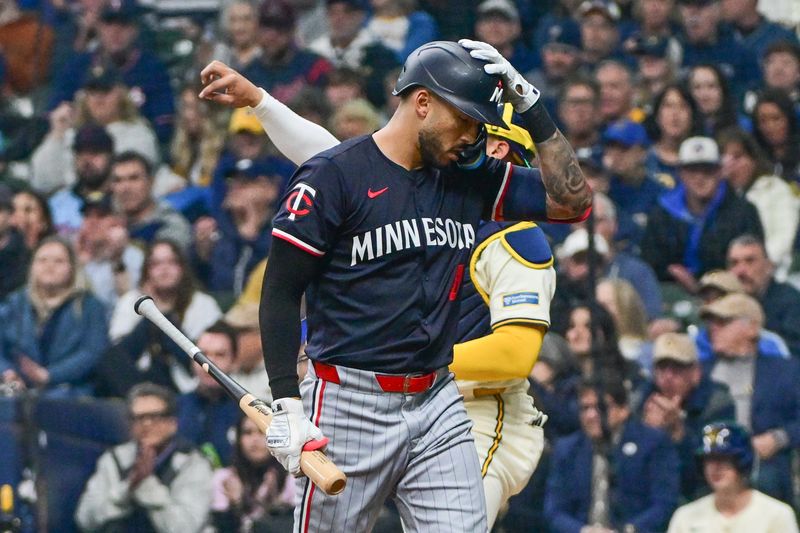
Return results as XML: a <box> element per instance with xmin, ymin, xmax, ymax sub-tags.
<box><xmin>200</xmin><ymin>39</ymin><xmax>591</xmax><ymax>532</ymax></box>
<box><xmin>210</xmin><ymin>86</ymin><xmax>555</xmax><ymax>527</ymax></box>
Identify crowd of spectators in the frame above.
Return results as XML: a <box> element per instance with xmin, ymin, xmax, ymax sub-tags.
<box><xmin>0</xmin><ymin>0</ymin><xmax>799</xmax><ymax>531</ymax></box>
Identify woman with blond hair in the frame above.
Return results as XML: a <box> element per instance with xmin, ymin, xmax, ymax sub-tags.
<box><xmin>596</xmin><ymin>278</ymin><xmax>654</xmax><ymax>374</ymax></box>
<box><xmin>170</xmin><ymin>85</ymin><xmax>228</xmax><ymax>187</ymax></box>
<box><xmin>0</xmin><ymin>237</ymin><xmax>108</xmax><ymax>397</ymax></box>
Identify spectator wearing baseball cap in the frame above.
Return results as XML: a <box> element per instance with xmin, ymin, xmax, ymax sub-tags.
<box><xmin>669</xmin><ymin>423</ymin><xmax>799</xmax><ymax>533</ymax></box>
<box><xmin>603</xmin><ymin>120</ymin><xmax>667</xmax><ymax>250</ymax></box>
<box><xmin>635</xmin><ymin>332</ymin><xmax>735</xmax><ymax>499</ymax></box>
<box><xmin>676</xmin><ymin>0</ymin><xmax>760</xmax><ymax>95</ymax></box>
<box><xmin>641</xmin><ymin>136</ymin><xmax>763</xmax><ymax>286</ymax></box>
<box><xmin>691</xmin><ymin>262</ymin><xmax>793</xmax><ymax>365</ymax></box>
<box><xmin>701</xmin><ymin>292</ymin><xmax>800</xmax><ymax>505</ymax></box>
<box><xmin>625</xmin><ymin>34</ymin><xmax>677</xmax><ymax>107</ymax></box>
<box><xmin>193</xmin><ymin>157</ymin><xmax>283</xmax><ymax>297</ymax></box>
<box><xmin>241</xmin><ymin>0</ymin><xmax>332</xmax><ymax>106</ymax></box>
<box><xmin>526</xmin><ymin>22</ymin><xmax>583</xmax><ymax>118</ymax></box>
<box><xmin>48</xmin><ymin>0</ymin><xmax>176</xmax><ymax>146</ymax></box>
<box><xmin>36</xmin><ymin>125</ymin><xmax>115</xmax><ymax>240</ymax></box>
<box><xmin>473</xmin><ymin>0</ymin><xmax>537</xmax><ymax>76</ymax></box>
<box><xmin>577</xmin><ymin>0</ymin><xmax>628</xmax><ymax>67</ymax></box>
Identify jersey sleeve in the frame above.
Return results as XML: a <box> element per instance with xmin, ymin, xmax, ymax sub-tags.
<box><xmin>472</xmin><ymin>226</ymin><xmax>556</xmax><ymax>330</ymax></box>
<box><xmin>471</xmin><ymin>158</ymin><xmax>548</xmax><ymax>222</ymax></box>
<box><xmin>271</xmin><ymin>157</ymin><xmax>347</xmax><ymax>257</ymax></box>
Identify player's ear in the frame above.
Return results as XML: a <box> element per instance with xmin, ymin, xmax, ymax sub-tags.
<box><xmin>489</xmin><ymin>139</ymin><xmax>510</xmax><ymax>160</ymax></box>
<box><xmin>414</xmin><ymin>88</ymin><xmax>431</xmax><ymax>119</ymax></box>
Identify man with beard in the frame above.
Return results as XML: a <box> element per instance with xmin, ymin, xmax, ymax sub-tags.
<box><xmin>47</xmin><ymin>125</ymin><xmax>115</xmax><ymax>240</ymax></box>
<box><xmin>200</xmin><ymin>39</ymin><xmax>591</xmax><ymax>530</ymax></box>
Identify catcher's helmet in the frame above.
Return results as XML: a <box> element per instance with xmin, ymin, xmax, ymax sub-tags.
<box><xmin>698</xmin><ymin>422</ymin><xmax>754</xmax><ymax>474</ymax></box>
<box><xmin>393</xmin><ymin>41</ymin><xmax>509</xmax><ymax>129</ymax></box>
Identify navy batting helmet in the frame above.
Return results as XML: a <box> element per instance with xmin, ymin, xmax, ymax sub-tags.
<box><xmin>393</xmin><ymin>41</ymin><xmax>509</xmax><ymax>129</ymax></box>
<box><xmin>698</xmin><ymin>422</ymin><xmax>754</xmax><ymax>474</ymax></box>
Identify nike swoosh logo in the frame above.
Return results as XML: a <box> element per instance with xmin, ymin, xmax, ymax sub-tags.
<box><xmin>367</xmin><ymin>187</ymin><xmax>389</xmax><ymax>199</ymax></box>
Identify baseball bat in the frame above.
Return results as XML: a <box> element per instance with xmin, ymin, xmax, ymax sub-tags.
<box><xmin>134</xmin><ymin>295</ymin><xmax>346</xmax><ymax>495</ymax></box>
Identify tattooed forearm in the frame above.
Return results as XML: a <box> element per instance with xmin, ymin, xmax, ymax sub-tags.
<box><xmin>536</xmin><ymin>129</ymin><xmax>593</xmax><ymax>218</ymax></box>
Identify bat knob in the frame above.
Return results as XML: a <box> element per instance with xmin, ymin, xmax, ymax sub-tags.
<box><xmin>134</xmin><ymin>295</ymin><xmax>154</xmax><ymax>315</ymax></box>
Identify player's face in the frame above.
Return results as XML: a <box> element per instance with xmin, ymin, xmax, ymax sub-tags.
<box><xmin>195</xmin><ymin>332</ymin><xmax>236</xmax><ymax>390</ymax></box>
<box><xmin>704</xmin><ymin>456</ymin><xmax>743</xmax><ymax>492</ymax></box>
<box><xmin>727</xmin><ymin>243</ymin><xmax>773</xmax><ymax>295</ymax></box>
<box><xmin>130</xmin><ymin>395</ymin><xmax>178</xmax><ymax>449</ymax></box>
<box><xmin>239</xmin><ymin>417</ymin><xmax>271</xmax><ymax>464</ymax></box>
<box><xmin>418</xmin><ymin>95</ymin><xmax>481</xmax><ymax>168</ymax></box>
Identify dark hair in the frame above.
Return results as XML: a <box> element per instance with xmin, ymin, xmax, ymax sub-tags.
<box><xmin>327</xmin><ymin>67</ymin><xmax>366</xmax><ymax>89</ymax></box>
<box><xmin>645</xmin><ymin>83</ymin><xmax>701</xmax><ymax>142</ymax></box>
<box><xmin>578</xmin><ymin>374</ymin><xmax>628</xmax><ymax>407</ymax></box>
<box><xmin>559</xmin><ymin>74</ymin><xmax>601</xmax><ymax>106</ymax></box>
<box><xmin>751</xmin><ymin>88</ymin><xmax>800</xmax><ymax>180</ymax></box>
<box><xmin>763</xmin><ymin>39</ymin><xmax>800</xmax><ymax>64</ymax></box>
<box><xmin>202</xmin><ymin>320</ymin><xmax>239</xmax><ymax>357</ymax></box>
<box><xmin>569</xmin><ymin>303</ymin><xmax>629</xmax><ymax>378</ymax></box>
<box><xmin>231</xmin><ymin>415</ymin><xmax>289</xmax><ymax>511</ymax></box>
<box><xmin>140</xmin><ymin>238</ymin><xmax>196</xmax><ymax>319</ymax></box>
<box><xmin>113</xmin><ymin>150</ymin><xmax>153</xmax><ymax>178</ymax></box>
<box><xmin>127</xmin><ymin>382</ymin><xmax>177</xmax><ymax>416</ymax></box>
<box><xmin>687</xmin><ymin>64</ymin><xmax>740</xmax><ymax>135</ymax></box>
<box><xmin>716</xmin><ymin>127</ymin><xmax>773</xmax><ymax>178</ymax></box>
<box><xmin>14</xmin><ymin>189</ymin><xmax>55</xmax><ymax>244</ymax></box>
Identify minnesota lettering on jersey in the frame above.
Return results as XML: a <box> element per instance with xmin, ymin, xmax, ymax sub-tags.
<box><xmin>351</xmin><ymin>218</ymin><xmax>476</xmax><ymax>266</ymax></box>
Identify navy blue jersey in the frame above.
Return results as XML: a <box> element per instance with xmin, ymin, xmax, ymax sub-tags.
<box><xmin>271</xmin><ymin>135</ymin><xmax>547</xmax><ymax>373</ymax></box>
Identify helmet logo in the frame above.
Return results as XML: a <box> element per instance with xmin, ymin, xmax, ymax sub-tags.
<box><xmin>490</xmin><ymin>82</ymin><xmax>504</xmax><ymax>105</ymax></box>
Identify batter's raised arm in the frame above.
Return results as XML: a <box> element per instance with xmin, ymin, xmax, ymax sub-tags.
<box><xmin>460</xmin><ymin>39</ymin><xmax>592</xmax><ymax>221</ymax></box>
<box><xmin>199</xmin><ymin>60</ymin><xmax>339</xmax><ymax>165</ymax></box>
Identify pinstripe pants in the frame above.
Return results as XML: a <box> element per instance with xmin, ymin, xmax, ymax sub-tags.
<box><xmin>293</xmin><ymin>363</ymin><xmax>488</xmax><ymax>533</ymax></box>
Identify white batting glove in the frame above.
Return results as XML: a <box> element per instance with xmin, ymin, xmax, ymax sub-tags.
<box><xmin>459</xmin><ymin>39</ymin><xmax>541</xmax><ymax>113</ymax></box>
<box><xmin>266</xmin><ymin>397</ymin><xmax>328</xmax><ymax>476</ymax></box>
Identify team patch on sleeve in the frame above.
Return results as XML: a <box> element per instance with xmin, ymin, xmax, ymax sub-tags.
<box><xmin>502</xmin><ymin>292</ymin><xmax>539</xmax><ymax>307</ymax></box>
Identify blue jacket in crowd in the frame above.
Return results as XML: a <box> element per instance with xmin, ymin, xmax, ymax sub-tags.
<box><xmin>177</xmin><ymin>391</ymin><xmax>240</xmax><ymax>466</ymax></box>
<box><xmin>0</xmin><ymin>289</ymin><xmax>108</xmax><ymax>396</ymax></box>
<box><xmin>545</xmin><ymin>418</ymin><xmax>679</xmax><ymax>533</ymax></box>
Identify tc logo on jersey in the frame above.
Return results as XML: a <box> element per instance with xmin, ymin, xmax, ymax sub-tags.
<box><xmin>286</xmin><ymin>182</ymin><xmax>317</xmax><ymax>221</ymax></box>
